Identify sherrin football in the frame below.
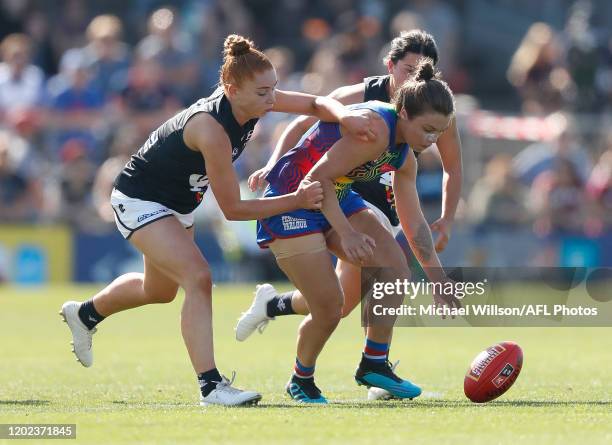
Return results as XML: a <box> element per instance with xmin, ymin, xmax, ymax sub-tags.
<box><xmin>464</xmin><ymin>341</ymin><xmax>523</xmax><ymax>403</ymax></box>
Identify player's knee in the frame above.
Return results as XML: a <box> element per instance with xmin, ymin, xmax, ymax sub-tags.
<box><xmin>313</xmin><ymin>301</ymin><xmax>343</xmax><ymax>328</ymax></box>
<box><xmin>183</xmin><ymin>267</ymin><xmax>212</xmax><ymax>295</ymax></box>
<box><xmin>341</xmin><ymin>304</ymin><xmax>354</xmax><ymax>318</ymax></box>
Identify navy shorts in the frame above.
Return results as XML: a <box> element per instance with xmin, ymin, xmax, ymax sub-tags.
<box><xmin>257</xmin><ymin>185</ymin><xmax>368</xmax><ymax>247</ymax></box>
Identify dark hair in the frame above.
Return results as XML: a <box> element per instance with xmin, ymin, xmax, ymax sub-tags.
<box><xmin>220</xmin><ymin>34</ymin><xmax>273</xmax><ymax>87</ymax></box>
<box><xmin>393</xmin><ymin>59</ymin><xmax>454</xmax><ymax>117</ymax></box>
<box><xmin>383</xmin><ymin>30</ymin><xmax>439</xmax><ymax>66</ymax></box>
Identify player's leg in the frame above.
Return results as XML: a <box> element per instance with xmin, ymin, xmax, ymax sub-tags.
<box><xmin>90</xmin><ymin>229</ymin><xmax>191</xmax><ymax>315</ymax></box>
<box><xmin>60</xmin><ymin>223</ymin><xmax>189</xmax><ymax>366</ymax></box>
<box><xmin>127</xmin><ymin>217</ymin><xmax>261</xmax><ymax>406</ymax></box>
<box><xmin>250</xmin><ymin>208</ymin><xmax>394</xmax><ymax>322</ymax></box>
<box><xmin>269</xmin><ymin>234</ymin><xmax>343</xmax><ymax>403</ymax></box>
<box><xmin>234</xmin><ymin>259</ymin><xmax>353</xmax><ymax>341</ymax></box>
<box><xmin>325</xmin><ymin>210</ymin><xmax>422</xmax><ymax>399</ymax></box>
<box><xmin>59</xmin><ymin>224</ymin><xmax>189</xmax><ymax>368</ymax></box>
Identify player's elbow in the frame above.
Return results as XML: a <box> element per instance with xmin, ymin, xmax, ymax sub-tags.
<box><xmin>307</xmin><ymin>172</ymin><xmax>334</xmax><ymax>191</ymax></box>
<box><xmin>219</xmin><ymin>202</ymin><xmax>250</xmax><ymax>221</ymax></box>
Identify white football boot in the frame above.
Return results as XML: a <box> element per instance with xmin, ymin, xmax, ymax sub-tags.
<box><xmin>199</xmin><ymin>372</ymin><xmax>262</xmax><ymax>406</ymax></box>
<box><xmin>59</xmin><ymin>301</ymin><xmax>96</xmax><ymax>367</ymax></box>
<box><xmin>235</xmin><ymin>284</ymin><xmax>277</xmax><ymax>341</ymax></box>
<box><xmin>367</xmin><ymin>360</ymin><xmax>400</xmax><ymax>401</ymax></box>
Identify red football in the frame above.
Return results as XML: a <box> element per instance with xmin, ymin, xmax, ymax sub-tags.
<box><xmin>464</xmin><ymin>341</ymin><xmax>523</xmax><ymax>403</ymax></box>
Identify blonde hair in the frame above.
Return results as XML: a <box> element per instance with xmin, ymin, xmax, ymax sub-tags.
<box><xmin>0</xmin><ymin>33</ymin><xmax>31</xmax><ymax>60</ymax></box>
<box><xmin>86</xmin><ymin>15</ymin><xmax>123</xmax><ymax>41</ymax></box>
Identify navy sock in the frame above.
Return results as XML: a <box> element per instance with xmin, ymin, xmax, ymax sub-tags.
<box><xmin>266</xmin><ymin>292</ymin><xmax>296</xmax><ymax>317</ymax></box>
<box><xmin>198</xmin><ymin>368</ymin><xmax>222</xmax><ymax>397</ymax></box>
<box><xmin>78</xmin><ymin>300</ymin><xmax>105</xmax><ymax>330</ymax></box>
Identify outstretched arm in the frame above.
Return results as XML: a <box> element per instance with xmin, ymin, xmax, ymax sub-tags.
<box><xmin>431</xmin><ymin>116</ymin><xmax>463</xmax><ymax>252</ymax></box>
<box><xmin>249</xmin><ymin>83</ymin><xmax>367</xmax><ymax>191</ymax></box>
<box><xmin>183</xmin><ymin>113</ymin><xmax>323</xmax><ymax>220</ymax></box>
<box><xmin>393</xmin><ymin>151</ymin><xmax>446</xmax><ymax>280</ymax></box>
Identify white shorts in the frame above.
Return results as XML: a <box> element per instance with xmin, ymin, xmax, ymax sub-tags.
<box><xmin>364</xmin><ymin>200</ymin><xmax>402</xmax><ymax>237</ymax></box>
<box><xmin>110</xmin><ymin>188</ymin><xmax>195</xmax><ymax>239</ymax></box>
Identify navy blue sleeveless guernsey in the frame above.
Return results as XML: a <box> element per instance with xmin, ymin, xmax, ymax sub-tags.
<box><xmin>114</xmin><ymin>87</ymin><xmax>257</xmax><ymax>214</ymax></box>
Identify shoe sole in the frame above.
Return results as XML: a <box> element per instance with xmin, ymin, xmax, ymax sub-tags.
<box><xmin>368</xmin><ymin>389</ymin><xmax>397</xmax><ymax>401</ymax></box>
<box><xmin>58</xmin><ymin>309</ymin><xmax>89</xmax><ymax>367</ymax></box>
<box><xmin>200</xmin><ymin>394</ymin><xmax>262</xmax><ymax>407</ymax></box>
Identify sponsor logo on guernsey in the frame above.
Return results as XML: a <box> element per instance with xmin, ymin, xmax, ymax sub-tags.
<box><xmin>281</xmin><ymin>216</ymin><xmax>307</xmax><ymax>231</ymax></box>
<box><xmin>137</xmin><ymin>209</ymin><xmax>169</xmax><ymax>223</ymax></box>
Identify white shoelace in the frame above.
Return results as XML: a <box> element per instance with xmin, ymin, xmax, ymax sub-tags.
<box><xmin>213</xmin><ymin>371</ymin><xmax>242</xmax><ymax>395</ymax></box>
<box><xmin>80</xmin><ymin>327</ymin><xmax>96</xmax><ymax>349</ymax></box>
<box><xmin>256</xmin><ymin>320</ymin><xmax>270</xmax><ymax>334</ymax></box>
<box><xmin>390</xmin><ymin>360</ymin><xmax>400</xmax><ymax>371</ymax></box>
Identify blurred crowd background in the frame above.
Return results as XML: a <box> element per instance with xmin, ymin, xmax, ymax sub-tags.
<box><xmin>1</xmin><ymin>0</ymin><xmax>611</xmax><ymax>283</ymax></box>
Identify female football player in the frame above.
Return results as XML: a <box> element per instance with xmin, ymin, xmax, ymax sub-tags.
<box><xmin>251</xmin><ymin>59</ymin><xmax>461</xmax><ymax>403</ymax></box>
<box><xmin>237</xmin><ymin>30</ymin><xmax>462</xmax><ymax>400</ymax></box>
<box><xmin>59</xmin><ymin>34</ymin><xmax>375</xmax><ymax>407</ymax></box>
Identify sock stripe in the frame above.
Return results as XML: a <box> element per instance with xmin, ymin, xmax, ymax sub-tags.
<box><xmin>294</xmin><ymin>358</ymin><xmax>315</xmax><ymax>378</ymax></box>
<box><xmin>365</xmin><ymin>339</ymin><xmax>389</xmax><ymax>351</ymax></box>
<box><xmin>364</xmin><ymin>338</ymin><xmax>389</xmax><ymax>362</ymax></box>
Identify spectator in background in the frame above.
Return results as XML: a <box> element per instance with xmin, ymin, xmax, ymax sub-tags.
<box><xmin>595</xmin><ymin>34</ymin><xmax>612</xmax><ymax>114</ymax></box>
<box><xmin>92</xmin><ymin>124</ymin><xmax>139</xmax><ymax>224</ymax></box>
<box><xmin>530</xmin><ymin>157</ymin><xmax>586</xmax><ymax>237</ymax></box>
<box><xmin>45</xmin><ymin>50</ymin><xmax>107</xmax><ymax>162</ymax></box>
<box><xmin>586</xmin><ymin>135</ymin><xmax>612</xmax><ymax>234</ymax></box>
<box><xmin>52</xmin><ymin>0</ymin><xmax>89</xmax><ymax>57</ymax></box>
<box><xmin>0</xmin><ymin>130</ymin><xmax>42</xmax><ymax>222</ymax></box>
<box><xmin>0</xmin><ymin>0</ymin><xmax>28</xmax><ymax>40</ymax></box>
<box><xmin>264</xmin><ymin>46</ymin><xmax>301</xmax><ymax>91</ymax></box>
<box><xmin>136</xmin><ymin>7</ymin><xmax>199</xmax><ymax>105</ymax></box>
<box><xmin>0</xmin><ymin>33</ymin><xmax>44</xmax><ymax>116</ymax></box>
<box><xmin>61</xmin><ymin>14</ymin><xmax>131</xmax><ymax>101</ymax></box>
<box><xmin>56</xmin><ymin>138</ymin><xmax>103</xmax><ymax>231</ymax></box>
<box><xmin>400</xmin><ymin>0</ymin><xmax>460</xmax><ymax>80</ymax></box>
<box><xmin>467</xmin><ymin>154</ymin><xmax>530</xmax><ymax>267</ymax></box>
<box><xmin>469</xmin><ymin>154</ymin><xmax>529</xmax><ymax>231</ymax></box>
<box><xmin>111</xmin><ymin>56</ymin><xmax>181</xmax><ymax>137</ymax></box>
<box><xmin>24</xmin><ymin>10</ymin><xmax>57</xmax><ymax>76</ymax></box>
<box><xmin>564</xmin><ymin>0</ymin><xmax>599</xmax><ymax>112</ymax></box>
<box><xmin>512</xmin><ymin>114</ymin><xmax>592</xmax><ymax>186</ymax></box>
<box><xmin>507</xmin><ymin>22</ymin><xmax>571</xmax><ymax>114</ymax></box>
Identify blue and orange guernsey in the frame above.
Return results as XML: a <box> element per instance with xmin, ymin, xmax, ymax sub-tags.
<box><xmin>257</xmin><ymin>101</ymin><xmax>410</xmax><ymax>247</ymax></box>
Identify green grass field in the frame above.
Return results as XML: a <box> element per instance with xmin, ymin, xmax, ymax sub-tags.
<box><xmin>1</xmin><ymin>284</ymin><xmax>611</xmax><ymax>444</ymax></box>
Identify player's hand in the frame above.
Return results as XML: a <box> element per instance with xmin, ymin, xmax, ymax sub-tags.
<box><xmin>248</xmin><ymin>165</ymin><xmax>272</xmax><ymax>191</ymax></box>
<box><xmin>430</xmin><ymin>217</ymin><xmax>452</xmax><ymax>253</ymax></box>
<box><xmin>340</xmin><ymin>109</ymin><xmax>377</xmax><ymax>142</ymax></box>
<box><xmin>340</xmin><ymin>230</ymin><xmax>376</xmax><ymax>265</ymax></box>
<box><xmin>432</xmin><ymin>277</ymin><xmax>463</xmax><ymax>319</ymax></box>
<box><xmin>295</xmin><ymin>178</ymin><xmax>324</xmax><ymax>210</ymax></box>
